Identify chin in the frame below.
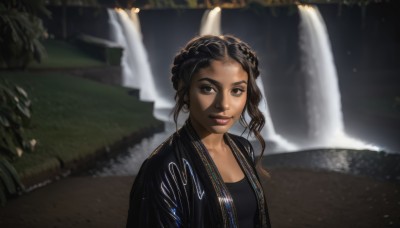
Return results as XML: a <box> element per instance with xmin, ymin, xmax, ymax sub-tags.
<box><xmin>208</xmin><ymin>125</ymin><xmax>231</xmax><ymax>134</ymax></box>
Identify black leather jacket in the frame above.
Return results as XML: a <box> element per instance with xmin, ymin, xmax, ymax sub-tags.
<box><xmin>126</xmin><ymin>122</ymin><xmax>271</xmax><ymax>227</ymax></box>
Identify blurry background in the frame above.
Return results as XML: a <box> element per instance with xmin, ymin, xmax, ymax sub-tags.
<box><xmin>41</xmin><ymin>0</ymin><xmax>400</xmax><ymax>153</ymax></box>
<box><xmin>0</xmin><ymin>0</ymin><xmax>399</xmax><ymax>227</ymax></box>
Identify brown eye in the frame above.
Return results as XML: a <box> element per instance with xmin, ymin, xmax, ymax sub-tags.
<box><xmin>200</xmin><ymin>85</ymin><xmax>216</xmax><ymax>94</ymax></box>
<box><xmin>231</xmin><ymin>88</ymin><xmax>245</xmax><ymax>97</ymax></box>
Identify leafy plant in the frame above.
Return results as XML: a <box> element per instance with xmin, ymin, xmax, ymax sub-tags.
<box><xmin>0</xmin><ymin>80</ymin><xmax>35</xmax><ymax>159</ymax></box>
<box><xmin>0</xmin><ymin>156</ymin><xmax>25</xmax><ymax>206</ymax></box>
<box><xmin>0</xmin><ymin>0</ymin><xmax>50</xmax><ymax>69</ymax></box>
<box><xmin>0</xmin><ymin>79</ymin><xmax>34</xmax><ymax>205</ymax></box>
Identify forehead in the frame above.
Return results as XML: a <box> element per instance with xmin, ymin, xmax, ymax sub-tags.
<box><xmin>193</xmin><ymin>59</ymin><xmax>248</xmax><ymax>82</ymax></box>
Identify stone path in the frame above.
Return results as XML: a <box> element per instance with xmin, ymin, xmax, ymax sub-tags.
<box><xmin>0</xmin><ymin>168</ymin><xmax>399</xmax><ymax>228</ymax></box>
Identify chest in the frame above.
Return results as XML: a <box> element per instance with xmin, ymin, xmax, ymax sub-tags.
<box><xmin>208</xmin><ymin>147</ymin><xmax>245</xmax><ymax>183</ymax></box>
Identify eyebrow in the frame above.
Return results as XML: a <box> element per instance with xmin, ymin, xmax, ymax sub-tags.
<box><xmin>197</xmin><ymin>78</ymin><xmax>247</xmax><ymax>86</ymax></box>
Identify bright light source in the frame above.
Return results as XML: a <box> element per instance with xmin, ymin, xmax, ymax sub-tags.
<box><xmin>132</xmin><ymin>7</ymin><xmax>140</xmax><ymax>14</ymax></box>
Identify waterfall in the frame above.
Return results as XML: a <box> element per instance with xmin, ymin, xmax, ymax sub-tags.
<box><xmin>200</xmin><ymin>7</ymin><xmax>221</xmax><ymax>36</ymax></box>
<box><xmin>200</xmin><ymin>8</ymin><xmax>297</xmax><ymax>152</ymax></box>
<box><xmin>108</xmin><ymin>8</ymin><xmax>156</xmax><ymax>101</ymax></box>
<box><xmin>107</xmin><ymin>9</ymin><xmax>138</xmax><ymax>89</ymax></box>
<box><xmin>298</xmin><ymin>5</ymin><xmax>379</xmax><ymax>151</ymax></box>
<box><xmin>107</xmin><ymin>8</ymin><xmax>173</xmax><ymax>121</ymax></box>
<box><xmin>257</xmin><ymin>78</ymin><xmax>297</xmax><ymax>151</ymax></box>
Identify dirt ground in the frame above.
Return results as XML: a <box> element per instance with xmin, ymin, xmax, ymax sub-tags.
<box><xmin>0</xmin><ymin>167</ymin><xmax>399</xmax><ymax>228</ymax></box>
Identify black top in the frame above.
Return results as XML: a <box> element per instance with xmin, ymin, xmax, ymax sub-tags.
<box><xmin>225</xmin><ymin>177</ymin><xmax>258</xmax><ymax>228</ymax></box>
<box><xmin>126</xmin><ymin>121</ymin><xmax>271</xmax><ymax>227</ymax></box>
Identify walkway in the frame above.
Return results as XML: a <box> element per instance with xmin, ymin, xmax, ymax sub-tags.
<box><xmin>0</xmin><ymin>168</ymin><xmax>399</xmax><ymax>228</ymax></box>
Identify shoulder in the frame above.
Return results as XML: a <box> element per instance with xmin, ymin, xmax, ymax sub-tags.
<box><xmin>127</xmin><ymin>133</ymin><xmax>190</xmax><ymax>227</ymax></box>
<box><xmin>136</xmin><ymin>131</ymin><xmax>196</xmax><ymax>181</ymax></box>
<box><xmin>228</xmin><ymin>134</ymin><xmax>253</xmax><ymax>151</ymax></box>
<box><xmin>130</xmin><ymin>133</ymin><xmax>184</xmax><ymax>199</ymax></box>
<box><xmin>227</xmin><ymin>133</ymin><xmax>255</xmax><ymax>162</ymax></box>
<box><xmin>139</xmin><ymin>134</ymin><xmax>179</xmax><ymax>176</ymax></box>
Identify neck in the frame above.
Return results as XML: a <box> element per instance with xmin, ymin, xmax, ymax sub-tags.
<box><xmin>201</xmin><ymin>133</ymin><xmax>225</xmax><ymax>151</ymax></box>
<box><xmin>188</xmin><ymin>118</ymin><xmax>227</xmax><ymax>153</ymax></box>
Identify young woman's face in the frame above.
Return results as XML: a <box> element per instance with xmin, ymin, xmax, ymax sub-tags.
<box><xmin>188</xmin><ymin>59</ymin><xmax>248</xmax><ymax>137</ymax></box>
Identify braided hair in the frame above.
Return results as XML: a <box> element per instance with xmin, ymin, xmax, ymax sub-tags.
<box><xmin>171</xmin><ymin>35</ymin><xmax>267</xmax><ymax>164</ymax></box>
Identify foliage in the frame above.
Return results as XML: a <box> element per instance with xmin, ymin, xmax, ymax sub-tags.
<box><xmin>0</xmin><ymin>80</ymin><xmax>32</xmax><ymax>206</ymax></box>
<box><xmin>0</xmin><ymin>0</ymin><xmax>50</xmax><ymax>69</ymax></box>
<box><xmin>0</xmin><ymin>79</ymin><xmax>35</xmax><ymax>159</ymax></box>
<box><xmin>148</xmin><ymin>0</ymin><xmax>177</xmax><ymax>8</ymax></box>
<box><xmin>139</xmin><ymin>0</ymin><xmax>381</xmax><ymax>8</ymax></box>
<box><xmin>186</xmin><ymin>0</ymin><xmax>199</xmax><ymax>8</ymax></box>
<box><xmin>0</xmin><ymin>156</ymin><xmax>25</xmax><ymax>206</ymax></box>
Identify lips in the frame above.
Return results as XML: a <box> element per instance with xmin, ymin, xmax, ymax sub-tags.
<box><xmin>209</xmin><ymin>115</ymin><xmax>232</xmax><ymax>125</ymax></box>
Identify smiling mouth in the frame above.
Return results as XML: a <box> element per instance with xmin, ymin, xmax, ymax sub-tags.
<box><xmin>209</xmin><ymin>115</ymin><xmax>232</xmax><ymax>125</ymax></box>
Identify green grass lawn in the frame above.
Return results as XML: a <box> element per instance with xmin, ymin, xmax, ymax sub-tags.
<box><xmin>1</xmin><ymin>72</ymin><xmax>161</xmax><ymax>179</ymax></box>
<box><xmin>28</xmin><ymin>39</ymin><xmax>106</xmax><ymax>69</ymax></box>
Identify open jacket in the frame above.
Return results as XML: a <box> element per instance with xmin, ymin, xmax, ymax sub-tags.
<box><xmin>126</xmin><ymin>122</ymin><xmax>271</xmax><ymax>227</ymax></box>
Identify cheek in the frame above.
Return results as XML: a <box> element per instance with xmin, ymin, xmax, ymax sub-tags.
<box><xmin>236</xmin><ymin>95</ymin><xmax>247</xmax><ymax>112</ymax></box>
<box><xmin>190</xmin><ymin>93</ymin><xmax>214</xmax><ymax>111</ymax></box>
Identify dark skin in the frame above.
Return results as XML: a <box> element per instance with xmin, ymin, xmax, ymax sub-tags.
<box><xmin>188</xmin><ymin>58</ymin><xmax>248</xmax><ymax>183</ymax></box>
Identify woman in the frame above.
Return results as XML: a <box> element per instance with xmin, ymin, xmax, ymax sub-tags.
<box><xmin>126</xmin><ymin>35</ymin><xmax>271</xmax><ymax>228</ymax></box>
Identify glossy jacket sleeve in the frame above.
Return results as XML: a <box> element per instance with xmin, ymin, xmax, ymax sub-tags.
<box><xmin>126</xmin><ymin>159</ymin><xmax>185</xmax><ymax>228</ymax></box>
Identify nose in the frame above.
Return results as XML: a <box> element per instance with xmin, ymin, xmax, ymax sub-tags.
<box><xmin>215</xmin><ymin>92</ymin><xmax>230</xmax><ymax>111</ymax></box>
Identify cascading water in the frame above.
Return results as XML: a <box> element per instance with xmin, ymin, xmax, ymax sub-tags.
<box><xmin>298</xmin><ymin>5</ymin><xmax>379</xmax><ymax>151</ymax></box>
<box><xmin>94</xmin><ymin>8</ymin><xmax>175</xmax><ymax>176</ymax></box>
<box><xmin>256</xmin><ymin>78</ymin><xmax>297</xmax><ymax>151</ymax></box>
<box><xmin>107</xmin><ymin>8</ymin><xmax>173</xmax><ymax>121</ymax></box>
<box><xmin>107</xmin><ymin>9</ymin><xmax>138</xmax><ymax>89</ymax></box>
<box><xmin>200</xmin><ymin>7</ymin><xmax>221</xmax><ymax>36</ymax></box>
<box><xmin>200</xmin><ymin>7</ymin><xmax>297</xmax><ymax>152</ymax></box>
<box><xmin>93</xmin><ymin>6</ymin><xmax>385</xmax><ymax>177</ymax></box>
<box><xmin>108</xmin><ymin>9</ymin><xmax>155</xmax><ymax>101</ymax></box>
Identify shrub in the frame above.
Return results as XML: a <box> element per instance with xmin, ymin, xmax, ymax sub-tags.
<box><xmin>0</xmin><ymin>0</ymin><xmax>50</xmax><ymax>69</ymax></box>
<box><xmin>0</xmin><ymin>79</ymin><xmax>35</xmax><ymax>205</ymax></box>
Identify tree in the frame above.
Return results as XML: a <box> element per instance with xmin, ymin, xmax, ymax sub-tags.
<box><xmin>0</xmin><ymin>0</ymin><xmax>50</xmax><ymax>69</ymax></box>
